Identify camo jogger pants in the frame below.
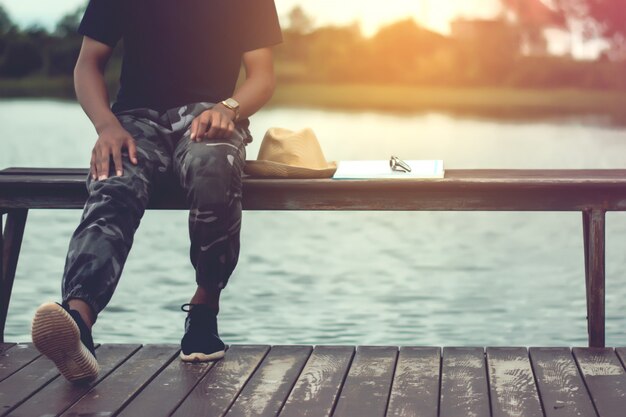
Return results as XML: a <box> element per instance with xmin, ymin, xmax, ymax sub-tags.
<box><xmin>61</xmin><ymin>102</ymin><xmax>251</xmax><ymax>319</ymax></box>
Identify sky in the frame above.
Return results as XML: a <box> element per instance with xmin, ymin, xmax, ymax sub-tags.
<box><xmin>0</xmin><ymin>0</ymin><xmax>604</xmax><ymax>59</ymax></box>
<box><xmin>0</xmin><ymin>0</ymin><xmax>506</xmax><ymax>35</ymax></box>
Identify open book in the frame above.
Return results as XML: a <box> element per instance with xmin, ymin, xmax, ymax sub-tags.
<box><xmin>332</xmin><ymin>160</ymin><xmax>445</xmax><ymax>179</ymax></box>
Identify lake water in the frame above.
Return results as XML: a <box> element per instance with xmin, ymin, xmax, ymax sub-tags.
<box><xmin>2</xmin><ymin>99</ymin><xmax>626</xmax><ymax>347</ymax></box>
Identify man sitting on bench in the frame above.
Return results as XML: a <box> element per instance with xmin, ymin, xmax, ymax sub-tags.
<box><xmin>30</xmin><ymin>0</ymin><xmax>282</xmax><ymax>383</ymax></box>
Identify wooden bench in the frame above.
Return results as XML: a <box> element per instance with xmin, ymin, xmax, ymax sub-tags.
<box><xmin>2</xmin><ymin>166</ymin><xmax>626</xmax><ymax>347</ymax></box>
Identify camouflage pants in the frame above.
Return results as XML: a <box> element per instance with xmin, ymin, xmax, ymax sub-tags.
<box><xmin>61</xmin><ymin>102</ymin><xmax>250</xmax><ymax>318</ymax></box>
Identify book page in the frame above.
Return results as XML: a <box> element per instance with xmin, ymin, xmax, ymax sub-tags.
<box><xmin>332</xmin><ymin>160</ymin><xmax>444</xmax><ymax>179</ymax></box>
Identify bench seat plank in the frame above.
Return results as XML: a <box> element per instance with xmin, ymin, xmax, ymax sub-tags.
<box><xmin>3</xmin><ymin>168</ymin><xmax>626</xmax><ymax>211</ymax></box>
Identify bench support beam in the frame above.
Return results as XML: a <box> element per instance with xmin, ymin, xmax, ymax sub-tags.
<box><xmin>1</xmin><ymin>209</ymin><xmax>28</xmax><ymax>343</ymax></box>
<box><xmin>583</xmin><ymin>208</ymin><xmax>605</xmax><ymax>348</ymax></box>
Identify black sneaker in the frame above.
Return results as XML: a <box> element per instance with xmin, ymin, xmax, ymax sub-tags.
<box><xmin>31</xmin><ymin>301</ymin><xmax>99</xmax><ymax>383</ymax></box>
<box><xmin>179</xmin><ymin>303</ymin><xmax>225</xmax><ymax>362</ymax></box>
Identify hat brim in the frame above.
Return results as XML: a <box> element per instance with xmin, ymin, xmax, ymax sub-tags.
<box><xmin>244</xmin><ymin>160</ymin><xmax>337</xmax><ymax>179</ymax></box>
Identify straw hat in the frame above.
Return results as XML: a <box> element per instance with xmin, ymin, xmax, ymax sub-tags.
<box><xmin>244</xmin><ymin>127</ymin><xmax>337</xmax><ymax>178</ymax></box>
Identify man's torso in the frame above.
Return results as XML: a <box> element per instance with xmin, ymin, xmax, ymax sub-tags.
<box><xmin>79</xmin><ymin>0</ymin><xmax>282</xmax><ymax>113</ymax></box>
<box><xmin>114</xmin><ymin>0</ymin><xmax>243</xmax><ymax>113</ymax></box>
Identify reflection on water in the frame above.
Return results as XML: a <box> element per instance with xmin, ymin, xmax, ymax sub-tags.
<box><xmin>2</xmin><ymin>100</ymin><xmax>626</xmax><ymax>346</ymax></box>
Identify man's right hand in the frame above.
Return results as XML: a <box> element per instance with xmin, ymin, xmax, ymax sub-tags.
<box><xmin>91</xmin><ymin>123</ymin><xmax>138</xmax><ymax>181</ymax></box>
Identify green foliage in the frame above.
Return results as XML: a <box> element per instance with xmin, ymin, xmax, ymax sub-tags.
<box><xmin>554</xmin><ymin>0</ymin><xmax>625</xmax><ymax>38</ymax></box>
<box><xmin>47</xmin><ymin>40</ymin><xmax>82</xmax><ymax>76</ymax></box>
<box><xmin>55</xmin><ymin>5</ymin><xmax>86</xmax><ymax>40</ymax></box>
<box><xmin>287</xmin><ymin>6</ymin><xmax>314</xmax><ymax>35</ymax></box>
<box><xmin>0</xmin><ymin>3</ymin><xmax>624</xmax><ymax>92</ymax></box>
<box><xmin>0</xmin><ymin>5</ymin><xmax>13</xmax><ymax>35</ymax></box>
<box><xmin>0</xmin><ymin>37</ymin><xmax>44</xmax><ymax>77</ymax></box>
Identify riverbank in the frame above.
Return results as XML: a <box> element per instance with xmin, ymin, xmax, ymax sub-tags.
<box><xmin>1</xmin><ymin>78</ymin><xmax>625</xmax><ymax>123</ymax></box>
<box><xmin>269</xmin><ymin>84</ymin><xmax>626</xmax><ymax>123</ymax></box>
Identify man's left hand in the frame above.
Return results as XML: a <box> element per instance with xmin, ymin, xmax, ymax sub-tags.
<box><xmin>190</xmin><ymin>104</ymin><xmax>236</xmax><ymax>141</ymax></box>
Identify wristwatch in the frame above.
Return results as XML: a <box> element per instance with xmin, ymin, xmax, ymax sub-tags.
<box><xmin>220</xmin><ymin>98</ymin><xmax>240</xmax><ymax>122</ymax></box>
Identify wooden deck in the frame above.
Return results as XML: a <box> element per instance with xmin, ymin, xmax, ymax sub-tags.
<box><xmin>1</xmin><ymin>343</ymin><xmax>626</xmax><ymax>416</ymax></box>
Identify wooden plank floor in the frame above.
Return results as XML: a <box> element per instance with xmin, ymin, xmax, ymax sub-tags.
<box><xmin>2</xmin><ymin>343</ymin><xmax>626</xmax><ymax>417</ymax></box>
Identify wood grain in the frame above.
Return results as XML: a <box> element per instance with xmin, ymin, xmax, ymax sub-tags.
<box><xmin>1</xmin><ymin>343</ymin><xmax>623</xmax><ymax>417</ymax></box>
<box><xmin>486</xmin><ymin>347</ymin><xmax>543</xmax><ymax>417</ymax></box>
<box><xmin>60</xmin><ymin>344</ymin><xmax>178</xmax><ymax>417</ymax></box>
<box><xmin>573</xmin><ymin>348</ymin><xmax>626</xmax><ymax>417</ymax></box>
<box><xmin>117</xmin><ymin>347</ymin><xmax>218</xmax><ymax>417</ymax></box>
<box><xmin>0</xmin><ymin>345</ymin><xmax>83</xmax><ymax>414</ymax></box>
<box><xmin>226</xmin><ymin>345</ymin><xmax>312</xmax><ymax>417</ymax></box>
<box><xmin>529</xmin><ymin>347</ymin><xmax>596</xmax><ymax>417</ymax></box>
<box><xmin>332</xmin><ymin>345</ymin><xmax>398</xmax><ymax>417</ymax></box>
<box><xmin>7</xmin><ymin>344</ymin><xmax>140</xmax><ymax>417</ymax></box>
<box><xmin>440</xmin><ymin>347</ymin><xmax>490</xmax><ymax>417</ymax></box>
<box><xmin>172</xmin><ymin>345</ymin><xmax>270</xmax><ymax>417</ymax></box>
<box><xmin>279</xmin><ymin>345</ymin><xmax>354</xmax><ymax>417</ymax></box>
<box><xmin>386</xmin><ymin>346</ymin><xmax>441</xmax><ymax>417</ymax></box>
<box><xmin>0</xmin><ymin>343</ymin><xmax>39</xmax><ymax>382</ymax></box>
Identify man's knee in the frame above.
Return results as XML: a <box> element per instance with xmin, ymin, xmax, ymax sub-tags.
<box><xmin>184</xmin><ymin>145</ymin><xmax>243</xmax><ymax>208</ymax></box>
<box><xmin>86</xmin><ymin>165</ymin><xmax>151</xmax><ymax>213</ymax></box>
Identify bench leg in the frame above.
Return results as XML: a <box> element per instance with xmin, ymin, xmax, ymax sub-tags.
<box><xmin>1</xmin><ymin>209</ymin><xmax>28</xmax><ymax>343</ymax></box>
<box><xmin>583</xmin><ymin>209</ymin><xmax>605</xmax><ymax>348</ymax></box>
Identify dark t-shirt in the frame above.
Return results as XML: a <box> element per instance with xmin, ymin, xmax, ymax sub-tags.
<box><xmin>78</xmin><ymin>0</ymin><xmax>283</xmax><ymax>113</ymax></box>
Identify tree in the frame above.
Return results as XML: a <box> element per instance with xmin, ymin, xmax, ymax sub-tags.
<box><xmin>0</xmin><ymin>38</ymin><xmax>44</xmax><ymax>77</ymax></box>
<box><xmin>554</xmin><ymin>0</ymin><xmax>625</xmax><ymax>38</ymax></box>
<box><xmin>501</xmin><ymin>0</ymin><xmax>567</xmax><ymax>55</ymax></box>
<box><xmin>0</xmin><ymin>5</ymin><xmax>12</xmax><ymax>35</ymax></box>
<box><xmin>287</xmin><ymin>6</ymin><xmax>314</xmax><ymax>35</ymax></box>
<box><xmin>369</xmin><ymin>19</ymin><xmax>455</xmax><ymax>83</ymax></box>
<box><xmin>55</xmin><ymin>5</ymin><xmax>86</xmax><ymax>39</ymax></box>
<box><xmin>553</xmin><ymin>0</ymin><xmax>625</xmax><ymax>59</ymax></box>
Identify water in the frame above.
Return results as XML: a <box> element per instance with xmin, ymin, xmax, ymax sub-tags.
<box><xmin>2</xmin><ymin>99</ymin><xmax>626</xmax><ymax>347</ymax></box>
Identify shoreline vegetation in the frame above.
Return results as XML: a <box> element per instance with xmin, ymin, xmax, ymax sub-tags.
<box><xmin>269</xmin><ymin>84</ymin><xmax>626</xmax><ymax>123</ymax></box>
<box><xmin>1</xmin><ymin>4</ymin><xmax>625</xmax><ymax>124</ymax></box>
<box><xmin>1</xmin><ymin>78</ymin><xmax>625</xmax><ymax>124</ymax></box>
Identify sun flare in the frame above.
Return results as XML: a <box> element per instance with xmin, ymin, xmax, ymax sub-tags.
<box><xmin>275</xmin><ymin>0</ymin><xmax>501</xmax><ymax>36</ymax></box>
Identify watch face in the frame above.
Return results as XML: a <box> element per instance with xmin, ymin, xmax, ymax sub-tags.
<box><xmin>224</xmin><ymin>98</ymin><xmax>239</xmax><ymax>109</ymax></box>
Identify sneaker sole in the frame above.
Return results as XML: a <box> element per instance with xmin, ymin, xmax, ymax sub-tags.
<box><xmin>179</xmin><ymin>350</ymin><xmax>225</xmax><ymax>362</ymax></box>
<box><xmin>31</xmin><ymin>302</ymin><xmax>99</xmax><ymax>383</ymax></box>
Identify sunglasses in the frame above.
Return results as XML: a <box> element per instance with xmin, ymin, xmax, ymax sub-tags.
<box><xmin>390</xmin><ymin>155</ymin><xmax>411</xmax><ymax>173</ymax></box>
